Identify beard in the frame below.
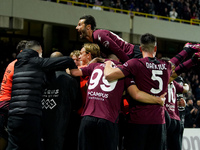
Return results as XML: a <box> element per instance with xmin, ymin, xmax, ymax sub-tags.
<box><xmin>80</xmin><ymin>28</ymin><xmax>87</xmax><ymax>39</ymax></box>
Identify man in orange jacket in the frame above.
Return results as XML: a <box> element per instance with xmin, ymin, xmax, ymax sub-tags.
<box><xmin>0</xmin><ymin>40</ymin><xmax>27</xmax><ymax>150</ymax></box>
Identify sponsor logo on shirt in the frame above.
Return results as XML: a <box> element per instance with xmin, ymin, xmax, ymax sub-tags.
<box><xmin>42</xmin><ymin>98</ymin><xmax>56</xmax><ymax>109</ymax></box>
<box><xmin>42</xmin><ymin>89</ymin><xmax>59</xmax><ymax>109</ymax></box>
<box><xmin>88</xmin><ymin>91</ymin><xmax>108</xmax><ymax>101</ymax></box>
<box><xmin>88</xmin><ymin>91</ymin><xmax>108</xmax><ymax>98</ymax></box>
<box><xmin>166</xmin><ymin>103</ymin><xmax>175</xmax><ymax>111</ymax></box>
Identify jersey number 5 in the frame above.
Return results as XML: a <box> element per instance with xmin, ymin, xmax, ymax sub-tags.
<box><xmin>150</xmin><ymin>70</ymin><xmax>163</xmax><ymax>94</ymax></box>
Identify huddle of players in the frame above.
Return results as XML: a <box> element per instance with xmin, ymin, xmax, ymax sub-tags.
<box><xmin>72</xmin><ymin>15</ymin><xmax>200</xmax><ymax>150</ymax></box>
<box><xmin>1</xmin><ymin>14</ymin><xmax>200</xmax><ymax>150</ymax></box>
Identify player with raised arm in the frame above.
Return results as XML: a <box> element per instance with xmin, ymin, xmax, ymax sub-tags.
<box><xmin>76</xmin><ymin>15</ymin><xmax>142</xmax><ymax>63</ymax></box>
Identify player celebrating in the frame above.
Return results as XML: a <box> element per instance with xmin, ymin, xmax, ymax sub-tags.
<box><xmin>76</xmin><ymin>15</ymin><xmax>142</xmax><ymax>63</ymax></box>
<box><xmin>104</xmin><ymin>33</ymin><xmax>200</xmax><ymax>150</ymax></box>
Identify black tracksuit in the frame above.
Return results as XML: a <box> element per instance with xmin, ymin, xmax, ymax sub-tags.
<box><xmin>6</xmin><ymin>49</ymin><xmax>76</xmax><ymax>150</ymax></box>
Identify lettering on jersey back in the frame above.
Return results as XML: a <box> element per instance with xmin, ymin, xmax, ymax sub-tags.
<box><xmin>146</xmin><ymin>62</ymin><xmax>167</xmax><ymax>70</ymax></box>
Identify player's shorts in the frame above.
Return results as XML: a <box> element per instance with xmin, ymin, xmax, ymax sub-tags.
<box><xmin>78</xmin><ymin>116</ymin><xmax>119</xmax><ymax>150</ymax></box>
<box><xmin>165</xmin><ymin>110</ymin><xmax>171</xmax><ymax>129</ymax></box>
<box><xmin>124</xmin><ymin>123</ymin><xmax>166</xmax><ymax>150</ymax></box>
<box><xmin>167</xmin><ymin>119</ymin><xmax>182</xmax><ymax>150</ymax></box>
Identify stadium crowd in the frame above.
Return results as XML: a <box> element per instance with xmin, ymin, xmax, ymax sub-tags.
<box><xmin>56</xmin><ymin>0</ymin><xmax>200</xmax><ymax>21</ymax></box>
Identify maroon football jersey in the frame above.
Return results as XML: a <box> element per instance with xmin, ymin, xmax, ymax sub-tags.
<box><xmin>166</xmin><ymin>81</ymin><xmax>183</xmax><ymax>120</ymax></box>
<box><xmin>81</xmin><ymin>62</ymin><xmax>134</xmax><ymax>123</ymax></box>
<box><xmin>121</xmin><ymin>57</ymin><xmax>172</xmax><ymax>124</ymax></box>
<box><xmin>93</xmin><ymin>29</ymin><xmax>142</xmax><ymax>62</ymax></box>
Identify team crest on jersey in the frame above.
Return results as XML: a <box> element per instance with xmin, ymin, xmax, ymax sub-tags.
<box><xmin>103</xmin><ymin>41</ymin><xmax>109</xmax><ymax>48</ymax></box>
<box><xmin>123</xmin><ymin>62</ymin><xmax>128</xmax><ymax>67</ymax></box>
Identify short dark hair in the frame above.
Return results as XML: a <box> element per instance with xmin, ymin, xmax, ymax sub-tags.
<box><xmin>140</xmin><ymin>33</ymin><xmax>156</xmax><ymax>45</ymax></box>
<box><xmin>25</xmin><ymin>40</ymin><xmax>41</xmax><ymax>50</ymax></box>
<box><xmin>140</xmin><ymin>33</ymin><xmax>156</xmax><ymax>52</ymax></box>
<box><xmin>16</xmin><ymin>40</ymin><xmax>28</xmax><ymax>53</ymax></box>
<box><xmin>186</xmin><ymin>98</ymin><xmax>193</xmax><ymax>103</ymax></box>
<box><xmin>80</xmin><ymin>15</ymin><xmax>96</xmax><ymax>30</ymax></box>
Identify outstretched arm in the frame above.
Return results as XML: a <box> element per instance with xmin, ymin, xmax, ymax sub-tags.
<box><xmin>70</xmin><ymin>68</ymin><xmax>83</xmax><ymax>77</ymax></box>
<box><xmin>169</xmin><ymin>52</ymin><xmax>200</xmax><ymax>83</ymax></box>
<box><xmin>127</xmin><ymin>85</ymin><xmax>166</xmax><ymax>106</ymax></box>
<box><xmin>104</xmin><ymin>61</ymin><xmax>125</xmax><ymax>81</ymax></box>
<box><xmin>88</xmin><ymin>57</ymin><xmax>105</xmax><ymax>64</ymax></box>
<box><xmin>169</xmin><ymin>43</ymin><xmax>200</xmax><ymax>66</ymax></box>
<box><xmin>99</xmin><ymin>31</ymin><xmax>130</xmax><ymax>63</ymax></box>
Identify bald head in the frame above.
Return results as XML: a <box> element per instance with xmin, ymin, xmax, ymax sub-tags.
<box><xmin>50</xmin><ymin>51</ymin><xmax>63</xmax><ymax>58</ymax></box>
